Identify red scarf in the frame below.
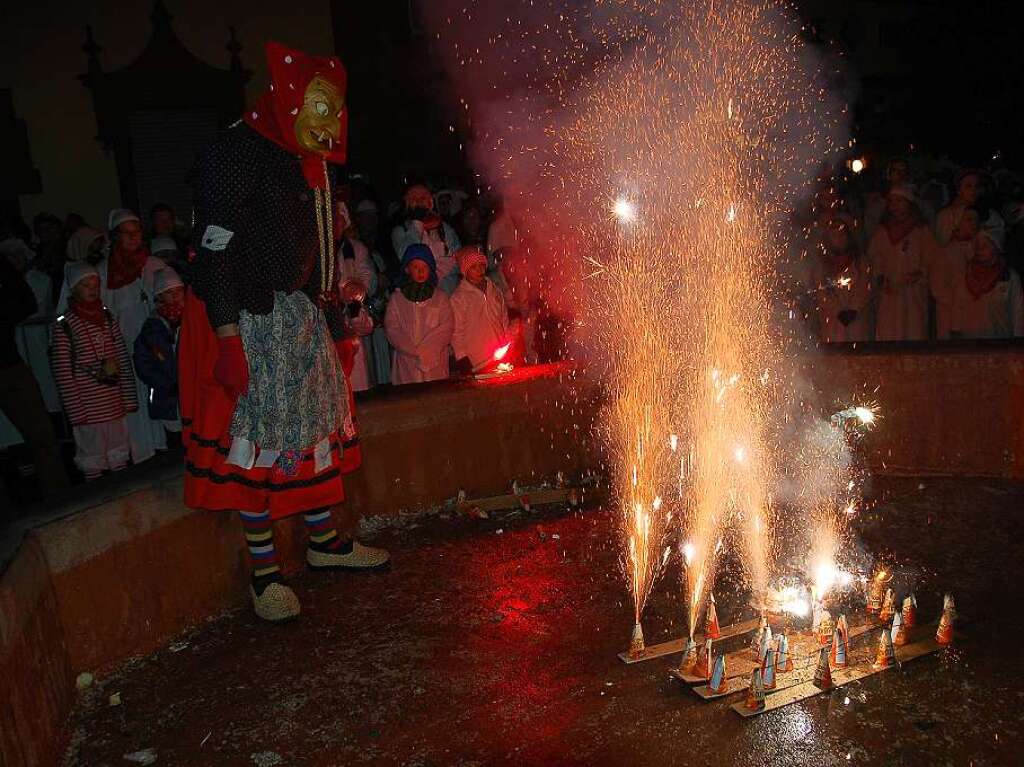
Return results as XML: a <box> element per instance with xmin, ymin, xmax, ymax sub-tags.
<box><xmin>106</xmin><ymin>244</ymin><xmax>149</xmax><ymax>290</ymax></box>
<box><xmin>242</xmin><ymin>41</ymin><xmax>348</xmax><ymax>189</ymax></box>
<box><xmin>965</xmin><ymin>256</ymin><xmax>1005</xmax><ymax>299</ymax></box>
<box><xmin>70</xmin><ymin>298</ymin><xmax>108</xmax><ymax>327</ymax></box>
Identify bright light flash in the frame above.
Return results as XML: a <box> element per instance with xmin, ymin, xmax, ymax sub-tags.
<box><xmin>682</xmin><ymin>542</ymin><xmax>695</xmax><ymax>566</ymax></box>
<box><xmin>613</xmin><ymin>197</ymin><xmax>636</xmax><ymax>221</ymax></box>
<box><xmin>493</xmin><ymin>342</ymin><xmax>512</xmax><ymax>361</ymax></box>
<box><xmin>853</xmin><ymin>406</ymin><xmax>876</xmax><ymax>425</ymax></box>
<box><xmin>850</xmin><ymin>158</ymin><xmax>865</xmax><ymax>174</ymax></box>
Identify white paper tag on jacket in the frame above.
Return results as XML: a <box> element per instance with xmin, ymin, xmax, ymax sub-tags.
<box><xmin>201</xmin><ymin>225</ymin><xmax>234</xmax><ymax>251</ymax></box>
<box><xmin>254</xmin><ymin>448</ymin><xmax>279</xmax><ymax>469</ymax></box>
<box><xmin>226</xmin><ymin>437</ymin><xmax>255</xmax><ymax>470</ymax></box>
<box><xmin>314</xmin><ymin>437</ymin><xmax>332</xmax><ymax>474</ymax></box>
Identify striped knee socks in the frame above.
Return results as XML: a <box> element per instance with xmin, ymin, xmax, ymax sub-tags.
<box><xmin>303</xmin><ymin>507</ymin><xmax>352</xmax><ymax>553</ymax></box>
<box><xmin>239</xmin><ymin>510</ymin><xmax>281</xmax><ymax>582</ymax></box>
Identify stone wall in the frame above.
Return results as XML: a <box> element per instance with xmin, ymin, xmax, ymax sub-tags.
<box><xmin>1</xmin><ymin>347</ymin><xmax>1022</xmax><ymax>765</ymax></box>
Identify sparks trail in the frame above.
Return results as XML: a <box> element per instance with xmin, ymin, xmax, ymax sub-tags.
<box><xmin>430</xmin><ymin>0</ymin><xmax>857</xmax><ymax>650</ymax></box>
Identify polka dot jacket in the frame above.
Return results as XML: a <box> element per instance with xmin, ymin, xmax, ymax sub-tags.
<box><xmin>190</xmin><ymin>122</ymin><xmax>345</xmax><ymax>338</ymax></box>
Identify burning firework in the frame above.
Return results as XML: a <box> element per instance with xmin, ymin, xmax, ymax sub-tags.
<box><xmin>429</xmin><ymin>0</ymin><xmax>851</xmax><ymax>647</ymax></box>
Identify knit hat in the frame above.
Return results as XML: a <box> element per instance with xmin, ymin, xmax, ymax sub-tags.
<box><xmin>150</xmin><ymin>236</ymin><xmax>179</xmax><ymax>256</ymax></box>
<box><xmin>401</xmin><ymin>243</ymin><xmax>437</xmax><ymax>272</ymax></box>
<box><xmin>153</xmin><ymin>266</ymin><xmax>184</xmax><ymax>296</ymax></box>
<box><xmin>66</xmin><ymin>227</ymin><xmax>104</xmax><ymax>262</ymax></box>
<box><xmin>108</xmin><ymin>208</ymin><xmax>141</xmax><ymax>231</ymax></box>
<box><xmin>455</xmin><ymin>246</ymin><xmax>487</xmax><ymax>275</ymax></box>
<box><xmin>66</xmin><ymin>261</ymin><xmax>100</xmax><ymax>290</ymax></box>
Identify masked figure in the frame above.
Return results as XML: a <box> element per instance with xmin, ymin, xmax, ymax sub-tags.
<box><xmin>181</xmin><ymin>41</ymin><xmax>388</xmax><ymax>622</ymax></box>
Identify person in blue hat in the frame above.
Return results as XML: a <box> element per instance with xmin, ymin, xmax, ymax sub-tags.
<box><xmin>384</xmin><ymin>243</ymin><xmax>453</xmax><ymax>384</ymax></box>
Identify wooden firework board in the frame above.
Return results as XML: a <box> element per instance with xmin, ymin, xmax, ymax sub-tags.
<box><xmin>730</xmin><ymin>624</ymin><xmax>948</xmax><ymax>717</ymax></box>
<box><xmin>683</xmin><ymin>618</ymin><xmax>878</xmax><ymax>697</ymax></box>
<box><xmin>617</xmin><ymin>617</ymin><xmax>761</xmax><ymax>665</ymax></box>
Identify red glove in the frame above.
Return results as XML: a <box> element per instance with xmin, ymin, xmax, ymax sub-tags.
<box><xmin>213</xmin><ymin>335</ymin><xmax>249</xmax><ymax>398</ymax></box>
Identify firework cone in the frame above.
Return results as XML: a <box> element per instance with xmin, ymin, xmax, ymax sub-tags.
<box><xmin>812</xmin><ymin>646</ymin><xmax>832</xmax><ymax>690</ymax></box>
<box><xmin>677</xmin><ymin>636</ymin><xmax>698</xmax><ymax>673</ymax></box>
<box><xmin>879</xmin><ymin>588</ymin><xmax>896</xmax><ymax>623</ymax></box>
<box><xmin>709</xmin><ymin>653</ymin><xmax>728</xmax><ymax>693</ymax></box>
<box><xmin>758</xmin><ymin>623</ymin><xmax>774</xmax><ymax>665</ymax></box>
<box><xmin>867</xmin><ymin>570</ymin><xmax>887</xmax><ymax>613</ymax></box>
<box><xmin>744</xmin><ymin>668</ymin><xmax>766</xmax><ymax>711</ymax></box>
<box><xmin>693</xmin><ymin>638</ymin><xmax>713</xmax><ymax>680</ymax></box>
<box><xmin>750</xmin><ymin>617</ymin><xmax>767</xmax><ymax>659</ymax></box>
<box><xmin>830</xmin><ymin>627</ymin><xmax>848</xmax><ymax>668</ymax></box>
<box><xmin>891</xmin><ymin>609</ymin><xmax>908</xmax><ymax>646</ymax></box>
<box><xmin>775</xmin><ymin>633</ymin><xmax>794</xmax><ymax>672</ymax></box>
<box><xmin>706</xmin><ymin>593</ymin><xmax>721</xmax><ymax>640</ymax></box>
<box><xmin>628</xmin><ymin>622</ymin><xmax>645</xmax><ymax>658</ymax></box>
<box><xmin>762</xmin><ymin>648</ymin><xmax>777</xmax><ymax>690</ymax></box>
<box><xmin>816</xmin><ymin>610</ymin><xmax>834</xmax><ymax>646</ymax></box>
<box><xmin>901</xmin><ymin>594</ymin><xmax>917</xmax><ymax>630</ymax></box>
<box><xmin>873</xmin><ymin>627</ymin><xmax>896</xmax><ymax>669</ymax></box>
<box><xmin>936</xmin><ymin>593</ymin><xmax>956</xmax><ymax>646</ymax></box>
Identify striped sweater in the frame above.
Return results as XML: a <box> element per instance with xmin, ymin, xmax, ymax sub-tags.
<box><xmin>51</xmin><ymin>310</ymin><xmax>138</xmax><ymax>426</ymax></box>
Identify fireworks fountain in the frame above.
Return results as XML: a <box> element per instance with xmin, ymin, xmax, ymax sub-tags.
<box><xmin>428</xmin><ymin>0</ymin><xmax>855</xmax><ymax>649</ymax></box>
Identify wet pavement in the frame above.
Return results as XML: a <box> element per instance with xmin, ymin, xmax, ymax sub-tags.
<box><xmin>65</xmin><ymin>477</ymin><xmax>1024</xmax><ymax>766</ymax></box>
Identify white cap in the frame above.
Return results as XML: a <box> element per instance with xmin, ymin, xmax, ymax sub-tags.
<box><xmin>66</xmin><ymin>261</ymin><xmax>100</xmax><ymax>289</ymax></box>
<box><xmin>108</xmin><ymin>208</ymin><xmax>141</xmax><ymax>231</ymax></box>
<box><xmin>153</xmin><ymin>267</ymin><xmax>184</xmax><ymax>296</ymax></box>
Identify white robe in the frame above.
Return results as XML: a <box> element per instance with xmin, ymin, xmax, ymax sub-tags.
<box><xmin>952</xmin><ymin>270</ymin><xmax>1024</xmax><ymax>339</ymax></box>
<box><xmin>867</xmin><ymin>225</ymin><xmax>937</xmax><ymax>341</ymax></box>
<box><xmin>20</xmin><ymin>269</ymin><xmax>61</xmax><ymax>412</ymax></box>
<box><xmin>57</xmin><ymin>256</ymin><xmax>167</xmax><ymax>463</ymax></box>
<box><xmin>450</xmin><ymin>278</ymin><xmax>510</xmax><ymax>368</ymax></box>
<box><xmin>929</xmin><ymin>241</ymin><xmax>973</xmax><ymax>339</ymax></box>
<box><xmin>384</xmin><ymin>289</ymin><xmax>453</xmax><ymax>385</ymax></box>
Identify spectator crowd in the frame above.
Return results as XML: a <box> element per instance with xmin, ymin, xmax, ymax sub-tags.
<box><xmin>798</xmin><ymin>158</ymin><xmax>1024</xmax><ymax>343</ymax></box>
<box><xmin>2</xmin><ymin>156</ymin><xmax>1023</xmax><ymax>502</ymax></box>
<box><xmin>0</xmin><ymin>181</ymin><xmax>547</xmax><ymax>500</ymax></box>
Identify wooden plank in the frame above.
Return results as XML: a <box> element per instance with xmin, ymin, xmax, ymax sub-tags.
<box><xmin>617</xmin><ymin>617</ymin><xmax>760</xmax><ymax>664</ymax></box>
<box><xmin>457</xmin><ymin>486</ymin><xmax>599</xmax><ymax>516</ymax></box>
<box><xmin>676</xmin><ymin>619</ymin><xmax>878</xmax><ymax>687</ymax></box>
<box><xmin>731</xmin><ymin>629</ymin><xmax>947</xmax><ymax>717</ymax></box>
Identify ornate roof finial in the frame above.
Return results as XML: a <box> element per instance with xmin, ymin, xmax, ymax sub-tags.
<box><xmin>151</xmin><ymin>0</ymin><xmax>174</xmax><ymax>36</ymax></box>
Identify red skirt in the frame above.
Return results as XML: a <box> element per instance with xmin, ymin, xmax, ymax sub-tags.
<box><xmin>179</xmin><ymin>290</ymin><xmax>355</xmax><ymax>518</ymax></box>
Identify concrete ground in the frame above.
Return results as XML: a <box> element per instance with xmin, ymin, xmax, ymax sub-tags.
<box><xmin>64</xmin><ymin>477</ymin><xmax>1024</xmax><ymax>766</ymax></box>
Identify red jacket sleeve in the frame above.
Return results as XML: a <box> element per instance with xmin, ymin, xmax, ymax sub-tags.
<box><xmin>51</xmin><ymin>321</ymin><xmax>86</xmax><ymax>425</ymax></box>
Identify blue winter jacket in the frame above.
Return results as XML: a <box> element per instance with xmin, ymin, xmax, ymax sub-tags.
<box><xmin>132</xmin><ymin>316</ymin><xmax>179</xmax><ymax>421</ymax></box>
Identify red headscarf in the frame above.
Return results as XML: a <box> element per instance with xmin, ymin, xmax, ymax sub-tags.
<box><xmin>106</xmin><ymin>243</ymin><xmax>151</xmax><ymax>291</ymax></box>
<box><xmin>243</xmin><ymin>41</ymin><xmax>348</xmax><ymax>189</ymax></box>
